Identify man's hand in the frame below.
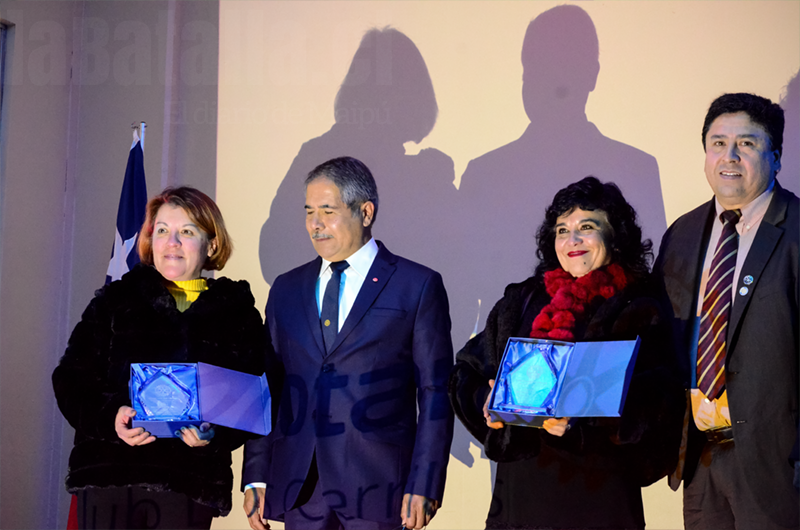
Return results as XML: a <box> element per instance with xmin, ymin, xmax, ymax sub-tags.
<box><xmin>401</xmin><ymin>494</ymin><xmax>439</xmax><ymax>529</ymax></box>
<box><xmin>115</xmin><ymin>406</ymin><xmax>156</xmax><ymax>446</ymax></box>
<box><xmin>483</xmin><ymin>379</ymin><xmax>505</xmax><ymax>430</ymax></box>
<box><xmin>244</xmin><ymin>487</ymin><xmax>269</xmax><ymax>530</ymax></box>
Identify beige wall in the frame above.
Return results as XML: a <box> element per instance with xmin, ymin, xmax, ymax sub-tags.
<box><xmin>217</xmin><ymin>0</ymin><xmax>800</xmax><ymax>307</ymax></box>
<box><xmin>216</xmin><ymin>2</ymin><xmax>799</xmax><ymax>530</ymax></box>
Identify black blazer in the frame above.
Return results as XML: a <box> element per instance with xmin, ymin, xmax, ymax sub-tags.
<box><xmin>654</xmin><ymin>182</ymin><xmax>799</xmax><ymax>527</ymax></box>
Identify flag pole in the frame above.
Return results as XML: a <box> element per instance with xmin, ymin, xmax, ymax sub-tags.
<box><xmin>131</xmin><ymin>122</ymin><xmax>147</xmax><ymax>150</ymax></box>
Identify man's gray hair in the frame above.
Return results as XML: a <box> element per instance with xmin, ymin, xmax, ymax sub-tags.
<box><xmin>305</xmin><ymin>157</ymin><xmax>380</xmax><ymax>224</ymax></box>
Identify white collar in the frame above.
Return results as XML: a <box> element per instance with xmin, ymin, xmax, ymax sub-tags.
<box><xmin>318</xmin><ymin>238</ymin><xmax>379</xmax><ymax>279</ymax></box>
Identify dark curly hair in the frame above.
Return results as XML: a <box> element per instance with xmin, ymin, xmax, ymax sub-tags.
<box><xmin>533</xmin><ymin>176</ymin><xmax>652</xmax><ymax>282</ymax></box>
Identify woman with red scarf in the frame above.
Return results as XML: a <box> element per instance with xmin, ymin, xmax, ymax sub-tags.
<box><xmin>449</xmin><ymin>177</ymin><xmax>684</xmax><ymax>530</ymax></box>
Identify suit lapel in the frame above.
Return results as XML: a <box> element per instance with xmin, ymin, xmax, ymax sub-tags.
<box><xmin>680</xmin><ymin>204</ymin><xmax>715</xmax><ymax>322</ymax></box>
<box><xmin>727</xmin><ymin>186</ymin><xmax>789</xmax><ymax>350</ymax></box>
<box><xmin>664</xmin><ymin>201</ymin><xmax>714</xmax><ymax>323</ymax></box>
<box><xmin>327</xmin><ymin>244</ymin><xmax>397</xmax><ymax>356</ymax></box>
<box><xmin>302</xmin><ymin>257</ymin><xmax>327</xmax><ymax>357</ymax></box>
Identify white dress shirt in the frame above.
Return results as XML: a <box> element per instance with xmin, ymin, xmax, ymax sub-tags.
<box><xmin>316</xmin><ymin>238</ymin><xmax>379</xmax><ymax>331</ymax></box>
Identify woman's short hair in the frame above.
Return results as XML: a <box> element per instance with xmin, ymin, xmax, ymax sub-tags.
<box><xmin>334</xmin><ymin>27</ymin><xmax>438</xmax><ymax>144</ymax></box>
<box><xmin>533</xmin><ymin>176</ymin><xmax>652</xmax><ymax>281</ymax></box>
<box><xmin>138</xmin><ymin>186</ymin><xmax>232</xmax><ymax>271</ymax></box>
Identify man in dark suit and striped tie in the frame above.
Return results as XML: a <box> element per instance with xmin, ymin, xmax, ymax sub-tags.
<box><xmin>654</xmin><ymin>93</ymin><xmax>799</xmax><ymax>530</ymax></box>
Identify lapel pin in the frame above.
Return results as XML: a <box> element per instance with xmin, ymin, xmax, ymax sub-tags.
<box><xmin>372</xmin><ymin>277</ymin><xmax>378</xmax><ymax>282</ymax></box>
<box><xmin>739</xmin><ymin>287</ymin><xmax>749</xmax><ymax>296</ymax></box>
<box><xmin>743</xmin><ymin>275</ymin><xmax>753</xmax><ymax>285</ymax></box>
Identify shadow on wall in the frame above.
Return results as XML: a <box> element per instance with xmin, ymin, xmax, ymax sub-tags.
<box><xmin>258</xmin><ymin>26</ymin><xmax>481</xmax><ymax>466</ymax></box>
<box><xmin>258</xmin><ymin>27</ymin><xmax>456</xmax><ymax>288</ymax></box>
<box><xmin>257</xmin><ymin>7</ymin><xmax>669</xmax><ymax>470</ymax></box>
<box><xmin>779</xmin><ymin>71</ymin><xmax>799</xmax><ymax>197</ymax></box>
<box><xmin>454</xmin><ymin>5</ymin><xmax>666</xmax><ymax>346</ymax></box>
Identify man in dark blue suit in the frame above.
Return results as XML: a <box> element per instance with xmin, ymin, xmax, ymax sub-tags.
<box><xmin>243</xmin><ymin>157</ymin><xmax>454</xmax><ymax>530</ymax></box>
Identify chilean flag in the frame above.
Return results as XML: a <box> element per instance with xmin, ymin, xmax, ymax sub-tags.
<box><xmin>106</xmin><ymin>123</ymin><xmax>148</xmax><ymax>284</ymax></box>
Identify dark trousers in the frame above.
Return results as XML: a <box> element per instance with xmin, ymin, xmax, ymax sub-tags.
<box><xmin>684</xmin><ymin>441</ymin><xmax>798</xmax><ymax>530</ymax></box>
<box><xmin>77</xmin><ymin>486</ymin><xmax>216</xmax><ymax>530</ymax></box>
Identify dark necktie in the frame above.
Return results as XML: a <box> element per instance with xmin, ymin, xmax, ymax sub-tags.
<box><xmin>697</xmin><ymin>209</ymin><xmax>741</xmax><ymax>400</ymax></box>
<box><xmin>321</xmin><ymin>261</ymin><xmax>349</xmax><ymax>353</ymax></box>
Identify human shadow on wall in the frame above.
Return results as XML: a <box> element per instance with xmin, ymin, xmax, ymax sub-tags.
<box><xmin>257</xmin><ymin>28</ymin><xmax>474</xmax><ymax>463</ymax></box>
<box><xmin>779</xmin><ymin>71</ymin><xmax>799</xmax><ymax>197</ymax></box>
<box><xmin>454</xmin><ymin>5</ymin><xmax>667</xmax><ymax>339</ymax></box>
<box><xmin>259</xmin><ymin>27</ymin><xmax>457</xmax><ymax>286</ymax></box>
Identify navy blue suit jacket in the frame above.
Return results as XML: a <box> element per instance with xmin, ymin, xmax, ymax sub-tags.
<box><xmin>654</xmin><ymin>183</ymin><xmax>799</xmax><ymax>527</ymax></box>
<box><xmin>243</xmin><ymin>242</ymin><xmax>454</xmax><ymax>523</ymax></box>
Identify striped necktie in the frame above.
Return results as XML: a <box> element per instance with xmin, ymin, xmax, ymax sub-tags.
<box><xmin>697</xmin><ymin>209</ymin><xmax>741</xmax><ymax>400</ymax></box>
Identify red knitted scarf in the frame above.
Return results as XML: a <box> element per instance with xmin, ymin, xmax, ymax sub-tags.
<box><xmin>530</xmin><ymin>263</ymin><xmax>629</xmax><ymax>341</ymax></box>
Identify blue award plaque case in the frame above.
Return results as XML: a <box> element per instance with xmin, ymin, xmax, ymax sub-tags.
<box><xmin>130</xmin><ymin>362</ymin><xmax>272</xmax><ymax>438</ymax></box>
<box><xmin>488</xmin><ymin>337</ymin><xmax>640</xmax><ymax>427</ymax></box>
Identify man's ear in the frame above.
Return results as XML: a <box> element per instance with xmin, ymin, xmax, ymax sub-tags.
<box><xmin>361</xmin><ymin>201</ymin><xmax>375</xmax><ymax>228</ymax></box>
<box><xmin>773</xmin><ymin>149</ymin><xmax>782</xmax><ymax>175</ymax></box>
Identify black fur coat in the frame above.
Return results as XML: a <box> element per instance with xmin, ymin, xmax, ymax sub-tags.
<box><xmin>449</xmin><ymin>275</ymin><xmax>685</xmax><ymax>486</ymax></box>
<box><xmin>52</xmin><ymin>264</ymin><xmax>266</xmax><ymax>516</ymax></box>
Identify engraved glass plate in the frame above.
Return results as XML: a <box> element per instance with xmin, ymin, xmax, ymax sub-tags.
<box><xmin>493</xmin><ymin>339</ymin><xmax>573</xmax><ymax>416</ymax></box>
<box><xmin>509</xmin><ymin>345</ymin><xmax>557</xmax><ymax>407</ymax></box>
<box><xmin>131</xmin><ymin>364</ymin><xmax>200</xmax><ymax>421</ymax></box>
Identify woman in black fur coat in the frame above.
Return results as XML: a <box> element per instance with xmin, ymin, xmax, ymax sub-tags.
<box><xmin>449</xmin><ymin>177</ymin><xmax>684</xmax><ymax>530</ymax></box>
<box><xmin>52</xmin><ymin>187</ymin><xmax>266</xmax><ymax>529</ymax></box>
